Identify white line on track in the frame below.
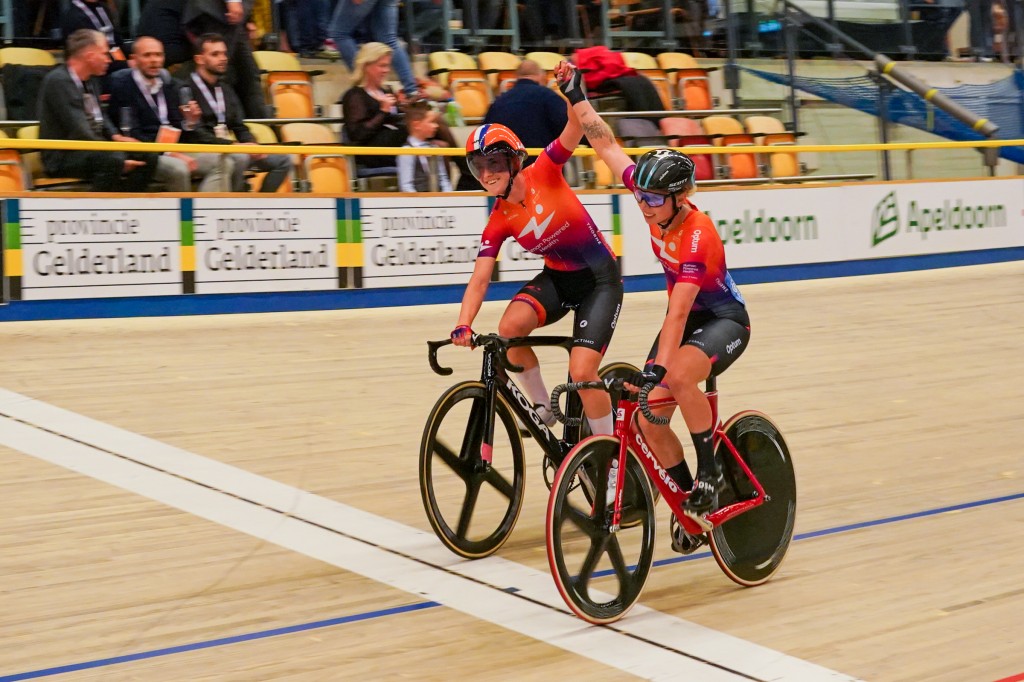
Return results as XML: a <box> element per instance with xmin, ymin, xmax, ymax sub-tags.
<box><xmin>0</xmin><ymin>388</ymin><xmax>857</xmax><ymax>682</ymax></box>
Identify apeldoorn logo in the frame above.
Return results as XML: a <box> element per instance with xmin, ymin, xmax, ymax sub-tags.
<box><xmin>872</xmin><ymin>191</ymin><xmax>1007</xmax><ymax>247</ymax></box>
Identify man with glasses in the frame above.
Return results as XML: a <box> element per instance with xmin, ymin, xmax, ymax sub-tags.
<box><xmin>556</xmin><ymin>60</ymin><xmax>751</xmax><ymax>552</ymax></box>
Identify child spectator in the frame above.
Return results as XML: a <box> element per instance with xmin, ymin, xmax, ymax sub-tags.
<box><xmin>398</xmin><ymin>103</ymin><xmax>452</xmax><ymax>192</ymax></box>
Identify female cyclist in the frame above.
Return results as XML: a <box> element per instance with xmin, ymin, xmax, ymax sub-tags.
<box><xmin>555</xmin><ymin>61</ymin><xmax>751</xmax><ymax>537</ymax></box>
<box><xmin>450</xmin><ymin>121</ymin><xmax>623</xmax><ymax>437</ymax></box>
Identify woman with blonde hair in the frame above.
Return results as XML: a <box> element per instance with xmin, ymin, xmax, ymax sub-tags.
<box><xmin>340</xmin><ymin>42</ymin><xmax>467</xmax><ymax>179</ymax></box>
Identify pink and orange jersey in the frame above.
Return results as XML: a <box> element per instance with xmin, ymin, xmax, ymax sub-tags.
<box><xmin>477</xmin><ymin>141</ymin><xmax>618</xmax><ymax>282</ymax></box>
<box><xmin>623</xmin><ymin>165</ymin><xmax>746</xmax><ymax>319</ymax></box>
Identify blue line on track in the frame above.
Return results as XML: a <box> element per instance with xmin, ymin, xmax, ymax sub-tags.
<box><xmin>3</xmin><ymin>491</ymin><xmax>1021</xmax><ymax>680</ymax></box>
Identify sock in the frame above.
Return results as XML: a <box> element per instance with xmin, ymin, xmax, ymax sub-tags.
<box><xmin>518</xmin><ymin>366</ymin><xmax>550</xmax><ymax>410</ymax></box>
<box><xmin>535</xmin><ymin>404</ymin><xmax>557</xmax><ymax>427</ymax></box>
<box><xmin>587</xmin><ymin>412</ymin><xmax>614</xmax><ymax>436</ymax></box>
<box><xmin>690</xmin><ymin>427</ymin><xmax>717</xmax><ymax>477</ymax></box>
<box><xmin>667</xmin><ymin>460</ymin><xmax>694</xmax><ymax>490</ymax></box>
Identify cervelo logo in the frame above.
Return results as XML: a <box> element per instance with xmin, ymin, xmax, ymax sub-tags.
<box><xmin>634</xmin><ymin>432</ymin><xmax>679</xmax><ymax>494</ymax></box>
<box><xmin>871</xmin><ymin>190</ymin><xmax>1007</xmax><ymax>247</ymax></box>
<box><xmin>506</xmin><ymin>379</ymin><xmax>547</xmax><ymax>431</ymax></box>
<box><xmin>690</xmin><ymin>228</ymin><xmax>701</xmax><ymax>253</ymax></box>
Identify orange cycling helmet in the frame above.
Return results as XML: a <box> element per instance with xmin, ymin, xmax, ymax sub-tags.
<box><xmin>465</xmin><ymin>123</ymin><xmax>528</xmax><ymax>199</ymax></box>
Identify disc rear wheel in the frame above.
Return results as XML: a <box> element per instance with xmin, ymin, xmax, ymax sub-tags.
<box><xmin>709</xmin><ymin>412</ymin><xmax>796</xmax><ymax>586</ymax></box>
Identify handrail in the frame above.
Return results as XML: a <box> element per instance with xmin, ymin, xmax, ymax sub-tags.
<box><xmin>780</xmin><ymin>0</ymin><xmax>999</xmax><ymax>137</ymax></box>
<box><xmin>3</xmin><ymin>137</ymin><xmax>1024</xmax><ymax>157</ymax></box>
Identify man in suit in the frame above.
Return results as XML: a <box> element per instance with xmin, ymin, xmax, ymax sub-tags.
<box><xmin>108</xmin><ymin>36</ymin><xmax>226</xmax><ymax>192</ymax></box>
<box><xmin>37</xmin><ymin>29</ymin><xmax>158</xmax><ymax>192</ymax></box>
<box><xmin>183</xmin><ymin>33</ymin><xmax>292</xmax><ymax>192</ymax></box>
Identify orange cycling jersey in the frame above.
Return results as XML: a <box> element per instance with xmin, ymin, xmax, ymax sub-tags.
<box><xmin>623</xmin><ymin>164</ymin><xmax>746</xmax><ymax>319</ymax></box>
<box><xmin>477</xmin><ymin>141</ymin><xmax>618</xmax><ymax>282</ymax></box>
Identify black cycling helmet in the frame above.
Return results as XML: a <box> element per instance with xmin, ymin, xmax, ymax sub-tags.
<box><xmin>633</xmin><ymin>149</ymin><xmax>696</xmax><ymax>195</ymax></box>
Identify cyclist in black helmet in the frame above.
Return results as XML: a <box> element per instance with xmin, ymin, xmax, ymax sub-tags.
<box><xmin>555</xmin><ymin>60</ymin><xmax>751</xmax><ymax>548</ymax></box>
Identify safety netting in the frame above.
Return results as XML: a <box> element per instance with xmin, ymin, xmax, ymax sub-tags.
<box><xmin>741</xmin><ymin>66</ymin><xmax>1024</xmax><ymax>163</ymax></box>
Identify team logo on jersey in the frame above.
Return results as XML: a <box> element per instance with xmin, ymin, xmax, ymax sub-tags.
<box><xmin>519</xmin><ymin>209</ymin><xmax>555</xmax><ymax>240</ymax></box>
<box><xmin>650</xmin><ymin>235</ymin><xmax>679</xmax><ymax>264</ymax></box>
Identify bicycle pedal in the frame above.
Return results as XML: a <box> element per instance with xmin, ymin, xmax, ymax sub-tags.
<box><xmin>681</xmin><ymin>508</ymin><xmax>714</xmax><ymax>533</ymax></box>
<box><xmin>671</xmin><ymin>529</ymin><xmax>708</xmax><ymax>555</ymax></box>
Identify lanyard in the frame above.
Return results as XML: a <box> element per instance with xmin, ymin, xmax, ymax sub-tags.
<box><xmin>69</xmin><ymin>66</ymin><xmax>102</xmax><ymax>124</ymax></box>
<box><xmin>191</xmin><ymin>72</ymin><xmax>225</xmax><ymax>125</ymax></box>
<box><xmin>71</xmin><ymin>0</ymin><xmax>114</xmax><ymax>43</ymax></box>
<box><xmin>132</xmin><ymin>70</ymin><xmax>168</xmax><ymax>125</ymax></box>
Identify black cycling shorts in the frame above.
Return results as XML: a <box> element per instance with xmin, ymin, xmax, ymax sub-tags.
<box><xmin>645</xmin><ymin>309</ymin><xmax>751</xmax><ymax>377</ymax></box>
<box><xmin>512</xmin><ymin>267</ymin><xmax>623</xmax><ymax>355</ymax></box>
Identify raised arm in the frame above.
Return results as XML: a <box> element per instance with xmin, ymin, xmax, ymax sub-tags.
<box><xmin>554</xmin><ymin>62</ymin><xmax>635</xmax><ymax>183</ymax></box>
<box><xmin>556</xmin><ymin>98</ymin><xmax>584</xmax><ymax>154</ymax></box>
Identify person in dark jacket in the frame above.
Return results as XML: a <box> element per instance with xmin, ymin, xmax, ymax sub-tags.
<box><xmin>108</xmin><ymin>36</ymin><xmax>225</xmax><ymax>192</ymax></box>
<box><xmin>61</xmin><ymin>0</ymin><xmax>129</xmax><ymax>78</ymax></box>
<box><xmin>483</xmin><ymin>60</ymin><xmax>568</xmax><ymax>168</ymax></box>
<box><xmin>37</xmin><ymin>29</ymin><xmax>158</xmax><ymax>191</ymax></box>
<box><xmin>182</xmin><ymin>33</ymin><xmax>292</xmax><ymax>192</ymax></box>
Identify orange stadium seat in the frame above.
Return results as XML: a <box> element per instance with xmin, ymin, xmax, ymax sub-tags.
<box><xmin>658</xmin><ymin>118</ymin><xmax>716</xmax><ymax>181</ymax></box>
<box><xmin>279</xmin><ymin>122</ymin><xmax>352</xmax><ymax>192</ymax></box>
<box><xmin>745</xmin><ymin>115</ymin><xmax>801</xmax><ymax>178</ymax></box>
<box><xmin>656</xmin><ymin>52</ymin><xmax>714</xmax><ymax>110</ymax></box>
<box><xmin>701</xmin><ymin>115</ymin><xmax>759</xmax><ymax>180</ymax></box>
<box><xmin>477</xmin><ymin>51</ymin><xmax>522</xmax><ymax>96</ymax></box>
<box><xmin>253</xmin><ymin>50</ymin><xmax>323</xmax><ymax>119</ymax></box>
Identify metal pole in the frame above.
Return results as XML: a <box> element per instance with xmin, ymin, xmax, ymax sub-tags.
<box><xmin>784</xmin><ymin>11</ymin><xmax>799</xmax><ymax>133</ymax></box>
<box><xmin>875</xmin><ymin>75</ymin><xmax>892</xmax><ymax>181</ymax></box>
<box><xmin>897</xmin><ymin>0</ymin><xmax>916</xmax><ymax>60</ymax></box>
<box><xmin>724</xmin><ymin>0</ymin><xmax>741</xmax><ymax>107</ymax></box>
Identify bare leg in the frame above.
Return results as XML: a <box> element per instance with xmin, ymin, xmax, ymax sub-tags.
<box><xmin>568</xmin><ymin>346</ymin><xmax>611</xmax><ymax>426</ymax></box>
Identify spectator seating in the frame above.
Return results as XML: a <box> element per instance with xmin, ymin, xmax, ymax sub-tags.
<box><xmin>15</xmin><ymin>125</ymin><xmax>89</xmax><ymax>190</ymax></box>
<box><xmin>701</xmin><ymin>115</ymin><xmax>759</xmax><ymax>180</ymax></box>
<box><xmin>252</xmin><ymin>50</ymin><xmax>323</xmax><ymax>119</ymax></box>
<box><xmin>656</xmin><ymin>52</ymin><xmax>714</xmax><ymax>110</ymax></box>
<box><xmin>244</xmin><ymin>121</ymin><xmax>293</xmax><ymax>192</ymax></box>
<box><xmin>744</xmin><ymin>115</ymin><xmax>801</xmax><ymax>178</ymax></box>
<box><xmin>522</xmin><ymin>51</ymin><xmax>562</xmax><ymax>88</ymax></box>
<box><xmin>0</xmin><ymin>129</ymin><xmax>26</xmax><ymax>191</ymax></box>
<box><xmin>0</xmin><ymin>47</ymin><xmax>56</xmax><ymax>67</ymax></box>
<box><xmin>621</xmin><ymin>52</ymin><xmax>674</xmax><ymax>110</ymax></box>
<box><xmin>658</xmin><ymin>117</ymin><xmax>716</xmax><ymax>181</ymax></box>
<box><xmin>279</xmin><ymin>122</ymin><xmax>351</xmax><ymax>193</ymax></box>
<box><xmin>477</xmin><ymin>50</ymin><xmax>521</xmax><ymax>96</ymax></box>
<box><xmin>427</xmin><ymin>50</ymin><xmax>484</xmax><ymax>89</ymax></box>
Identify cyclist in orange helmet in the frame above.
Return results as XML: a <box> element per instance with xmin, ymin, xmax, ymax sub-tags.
<box><xmin>450</xmin><ymin>120</ymin><xmax>623</xmax><ymax>436</ymax></box>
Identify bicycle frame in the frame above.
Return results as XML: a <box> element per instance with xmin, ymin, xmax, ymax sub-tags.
<box><xmin>430</xmin><ymin>335</ymin><xmax>577</xmax><ymax>466</ymax></box>
<box><xmin>608</xmin><ymin>377</ymin><xmax>768</xmax><ymax>535</ymax></box>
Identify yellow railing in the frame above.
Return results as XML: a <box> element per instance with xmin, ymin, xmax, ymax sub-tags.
<box><xmin>3</xmin><ymin>137</ymin><xmax>1024</xmax><ymax>157</ymax></box>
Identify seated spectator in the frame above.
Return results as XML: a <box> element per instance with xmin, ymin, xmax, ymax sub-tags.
<box><xmin>183</xmin><ymin>33</ymin><xmax>293</xmax><ymax>192</ymax></box>
<box><xmin>399</xmin><ymin>103</ymin><xmax>452</xmax><ymax>192</ymax></box>
<box><xmin>341</xmin><ymin>42</ymin><xmax>477</xmax><ymax>185</ymax></box>
<box><xmin>108</xmin><ymin>36</ymin><xmax>228</xmax><ymax>192</ymax></box>
<box><xmin>483</xmin><ymin>59</ymin><xmax>568</xmax><ymax>168</ymax></box>
<box><xmin>38</xmin><ymin>29</ymin><xmax>159</xmax><ymax>192</ymax></box>
<box><xmin>62</xmin><ymin>0</ymin><xmax>129</xmax><ymax>77</ymax></box>
<box><xmin>182</xmin><ymin>0</ymin><xmax>268</xmax><ymax>117</ymax></box>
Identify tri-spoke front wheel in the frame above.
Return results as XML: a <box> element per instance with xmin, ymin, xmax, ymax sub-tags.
<box><xmin>546</xmin><ymin>437</ymin><xmax>655</xmax><ymax>624</ymax></box>
<box><xmin>420</xmin><ymin>381</ymin><xmax>525</xmax><ymax>559</ymax></box>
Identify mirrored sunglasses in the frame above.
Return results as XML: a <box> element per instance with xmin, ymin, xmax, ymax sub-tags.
<box><xmin>633</xmin><ymin>188</ymin><xmax>670</xmax><ymax>208</ymax></box>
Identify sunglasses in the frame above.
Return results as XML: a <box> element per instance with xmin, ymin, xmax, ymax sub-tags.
<box><xmin>633</xmin><ymin>189</ymin><xmax>671</xmax><ymax>208</ymax></box>
<box><xmin>469</xmin><ymin>154</ymin><xmax>512</xmax><ymax>176</ymax></box>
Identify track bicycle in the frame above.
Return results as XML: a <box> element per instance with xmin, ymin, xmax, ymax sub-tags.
<box><xmin>545</xmin><ymin>375</ymin><xmax>797</xmax><ymax>624</ymax></box>
<box><xmin>420</xmin><ymin>332</ymin><xmax>639</xmax><ymax>559</ymax></box>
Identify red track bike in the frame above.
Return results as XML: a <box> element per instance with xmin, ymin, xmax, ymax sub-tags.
<box><xmin>545</xmin><ymin>375</ymin><xmax>797</xmax><ymax>624</ymax></box>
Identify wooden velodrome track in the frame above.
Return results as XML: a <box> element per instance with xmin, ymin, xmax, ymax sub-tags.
<box><xmin>1</xmin><ymin>260</ymin><xmax>1022</xmax><ymax>682</ymax></box>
